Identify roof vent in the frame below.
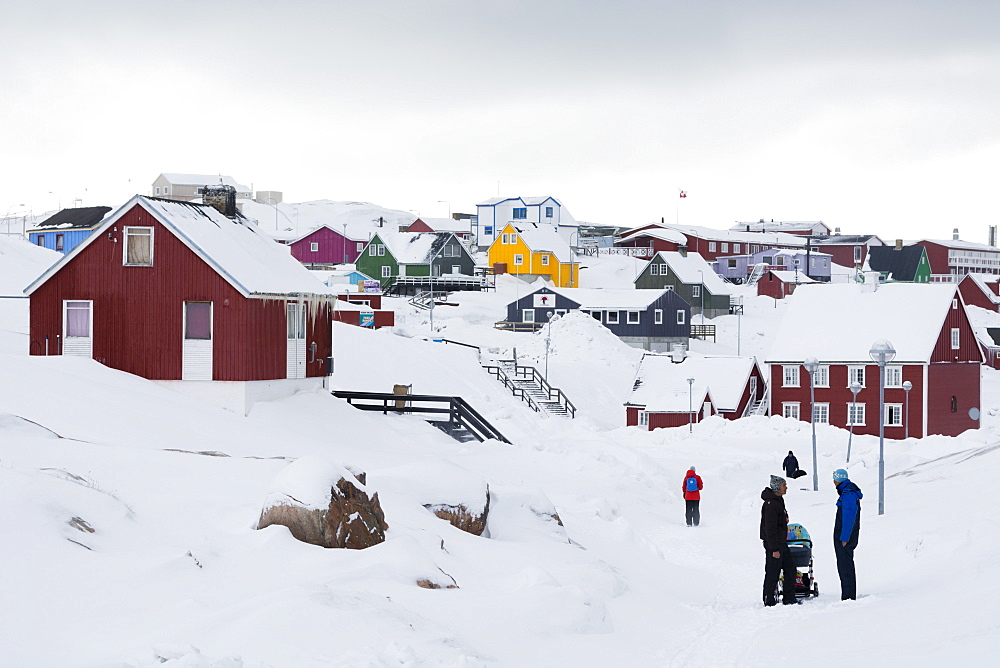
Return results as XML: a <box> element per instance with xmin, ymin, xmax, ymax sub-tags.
<box><xmin>834</xmin><ymin>227</ymin><xmax>841</xmax><ymax>235</ymax></box>
<box><xmin>670</xmin><ymin>343</ymin><xmax>688</xmax><ymax>363</ymax></box>
<box><xmin>953</xmin><ymin>228</ymin><xmax>960</xmax><ymax>241</ymax></box>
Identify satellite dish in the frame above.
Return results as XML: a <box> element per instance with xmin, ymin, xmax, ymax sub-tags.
<box><xmin>969</xmin><ymin>407</ymin><xmax>981</xmax><ymax>421</ymax></box>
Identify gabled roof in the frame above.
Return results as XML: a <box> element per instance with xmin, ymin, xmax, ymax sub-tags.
<box><xmin>627</xmin><ymin>354</ymin><xmax>759</xmax><ymax>413</ymax></box>
<box><xmin>158</xmin><ymin>173</ymin><xmax>250</xmax><ymax>192</ymax></box>
<box><xmin>542</xmin><ymin>287</ymin><xmax>680</xmax><ymax>310</ymax></box>
<box><xmin>25</xmin><ymin>195</ymin><xmax>333</xmax><ymax>298</ymax></box>
<box><xmin>616</xmin><ymin>226</ymin><xmax>688</xmax><ymax>245</ymax></box>
<box><xmin>810</xmin><ymin>234</ymin><xmax>884</xmax><ymax>245</ymax></box>
<box><xmin>29</xmin><ymin>206</ymin><xmax>112</xmax><ymax>231</ymax></box>
<box><xmin>919</xmin><ymin>238</ymin><xmax>1000</xmax><ymax>252</ymax></box>
<box><xmin>380</xmin><ymin>231</ymin><xmax>460</xmax><ymax>264</ymax></box>
<box><xmin>477</xmin><ymin>196</ymin><xmax>561</xmax><ymax>207</ymax></box>
<box><xmin>765</xmin><ymin>270</ymin><xmax>817</xmax><ymax>284</ymax></box>
<box><xmin>765</xmin><ymin>283</ymin><xmax>963</xmax><ymax>364</ymax></box>
<box><xmin>509</xmin><ymin>224</ymin><xmax>575</xmax><ymax>263</ymax></box>
<box><xmin>412</xmin><ymin>217</ymin><xmax>472</xmax><ymax>234</ymax></box>
<box><xmin>867</xmin><ymin>245</ymin><xmax>926</xmax><ymax>281</ymax></box>
<box><xmin>646</xmin><ymin>252</ymin><xmax>733</xmax><ymax>296</ymax></box>
<box><xmin>732</xmin><ymin>220</ymin><xmax>830</xmax><ymax>235</ymax></box>
<box><xmin>959</xmin><ymin>273</ymin><xmax>1000</xmax><ymax>305</ymax></box>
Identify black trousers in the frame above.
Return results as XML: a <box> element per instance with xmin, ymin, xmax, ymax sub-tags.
<box><xmin>685</xmin><ymin>499</ymin><xmax>700</xmax><ymax>526</ymax></box>
<box><xmin>834</xmin><ymin>540</ymin><xmax>857</xmax><ymax>600</ymax></box>
<box><xmin>762</xmin><ymin>543</ymin><xmax>797</xmax><ymax>604</ymax></box>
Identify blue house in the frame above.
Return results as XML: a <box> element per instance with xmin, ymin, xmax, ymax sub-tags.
<box><xmin>502</xmin><ymin>286</ymin><xmax>691</xmax><ymax>352</ymax></box>
<box><xmin>28</xmin><ymin>206</ymin><xmax>111</xmax><ymax>254</ymax></box>
<box><xmin>713</xmin><ymin>247</ymin><xmax>832</xmax><ymax>283</ymax></box>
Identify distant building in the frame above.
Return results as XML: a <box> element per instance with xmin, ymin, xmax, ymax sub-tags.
<box><xmin>474</xmin><ymin>196</ymin><xmax>578</xmax><ymax>247</ymax></box>
<box><xmin>617</xmin><ymin>223</ymin><xmax>805</xmax><ymax>262</ymax></box>
<box><xmin>866</xmin><ymin>244</ymin><xmax>931</xmax><ymax>283</ymax></box>
<box><xmin>757</xmin><ymin>270</ymin><xmax>817</xmax><ymax>300</ymax></box>
<box><xmin>633</xmin><ymin>251</ymin><xmax>733</xmax><ymax>319</ymax></box>
<box><xmin>714</xmin><ymin>248</ymin><xmax>832</xmax><ymax>283</ymax></box>
<box><xmin>915</xmin><ymin>235</ymin><xmax>1000</xmax><ymax>279</ymax></box>
<box><xmin>151</xmin><ymin>173</ymin><xmax>252</xmax><ymax>202</ymax></box>
<box><xmin>808</xmin><ymin>234</ymin><xmax>884</xmax><ymax>269</ymax></box>
<box><xmin>27</xmin><ymin>206</ymin><xmax>111</xmax><ymax>254</ymax></box>
<box><xmin>731</xmin><ymin>220</ymin><xmax>831</xmax><ymax>237</ymax></box>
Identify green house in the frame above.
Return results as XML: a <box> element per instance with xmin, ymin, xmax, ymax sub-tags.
<box><xmin>356</xmin><ymin>231</ymin><xmax>476</xmax><ymax>290</ymax></box>
<box><xmin>866</xmin><ymin>245</ymin><xmax>931</xmax><ymax>283</ymax></box>
<box><xmin>634</xmin><ymin>251</ymin><xmax>733</xmax><ymax>319</ymax></box>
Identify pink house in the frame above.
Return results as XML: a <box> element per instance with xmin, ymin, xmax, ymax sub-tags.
<box><xmin>288</xmin><ymin>225</ymin><xmax>367</xmax><ymax>266</ymax></box>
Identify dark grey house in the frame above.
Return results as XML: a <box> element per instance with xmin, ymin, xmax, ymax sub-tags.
<box><xmin>633</xmin><ymin>251</ymin><xmax>733</xmax><ymax>319</ymax></box>
<box><xmin>502</xmin><ymin>286</ymin><xmax>691</xmax><ymax>352</ymax></box>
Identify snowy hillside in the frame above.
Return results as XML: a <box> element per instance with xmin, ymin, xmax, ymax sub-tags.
<box><xmin>0</xmin><ymin>235</ymin><xmax>60</xmax><ymax>297</ymax></box>
<box><xmin>2</xmin><ymin>254</ymin><xmax>1000</xmax><ymax>666</ymax></box>
<box><xmin>239</xmin><ymin>199</ymin><xmax>418</xmax><ymax>240</ymax></box>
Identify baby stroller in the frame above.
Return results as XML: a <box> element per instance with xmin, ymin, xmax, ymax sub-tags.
<box><xmin>778</xmin><ymin>523</ymin><xmax>819</xmax><ymax>599</ymax></box>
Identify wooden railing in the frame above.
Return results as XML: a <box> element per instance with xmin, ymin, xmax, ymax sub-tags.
<box><xmin>331</xmin><ymin>390</ymin><xmax>510</xmax><ymax>443</ymax></box>
<box><xmin>690</xmin><ymin>324</ymin><xmax>716</xmax><ymax>341</ymax></box>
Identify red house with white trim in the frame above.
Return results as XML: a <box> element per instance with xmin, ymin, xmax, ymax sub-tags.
<box><xmin>766</xmin><ymin>283</ymin><xmax>982</xmax><ymax>439</ymax></box>
<box><xmin>25</xmin><ymin>195</ymin><xmax>337</xmax><ymax>413</ymax></box>
<box><xmin>757</xmin><ymin>270</ymin><xmax>817</xmax><ymax>300</ymax></box>
<box><xmin>957</xmin><ymin>274</ymin><xmax>1000</xmax><ymax>312</ymax></box>
<box><xmin>616</xmin><ymin>223</ymin><xmax>805</xmax><ymax>262</ymax></box>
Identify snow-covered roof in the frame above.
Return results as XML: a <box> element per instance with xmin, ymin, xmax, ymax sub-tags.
<box><xmin>765</xmin><ymin>283</ymin><xmax>962</xmax><ymax>363</ymax></box>
<box><xmin>512</xmin><ymin>224</ymin><xmax>575</xmax><ymax>263</ymax></box>
<box><xmin>628</xmin><ymin>354</ymin><xmax>758</xmax><ymax>412</ymax></box>
<box><xmin>961</xmin><ymin>273</ymin><xmax>1000</xmax><ymax>304</ymax></box>
<box><xmin>622</xmin><ymin>223</ymin><xmax>805</xmax><ymax>247</ymax></box>
<box><xmin>920</xmin><ymin>238</ymin><xmax>1000</xmax><ymax>252</ymax></box>
<box><xmin>243</xmin><ymin>200</ymin><xmax>416</xmax><ymax>242</ymax></box>
<box><xmin>652</xmin><ymin>252</ymin><xmax>733</xmax><ymax>296</ymax></box>
<box><xmin>158</xmin><ymin>173</ymin><xmax>250</xmax><ymax>192</ymax></box>
<box><xmin>548</xmin><ymin>287</ymin><xmax>675</xmax><ymax>309</ymax></box>
<box><xmin>617</xmin><ymin>227</ymin><xmax>688</xmax><ymax>245</ymax></box>
<box><xmin>766</xmin><ymin>270</ymin><xmax>818</xmax><ymax>283</ymax></box>
<box><xmin>383</xmin><ymin>232</ymin><xmax>455</xmax><ymax>264</ymax></box>
<box><xmin>415</xmin><ymin>217</ymin><xmax>472</xmax><ymax>234</ymax></box>
<box><xmin>25</xmin><ymin>196</ymin><xmax>333</xmax><ymax>298</ymax></box>
<box><xmin>478</xmin><ymin>196</ymin><xmax>561</xmax><ymax>207</ymax></box>
<box><xmin>731</xmin><ymin>221</ymin><xmax>829</xmax><ymax>234</ymax></box>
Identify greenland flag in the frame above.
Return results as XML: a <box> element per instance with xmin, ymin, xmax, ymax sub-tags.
<box><xmin>679</xmin><ymin>190</ymin><xmax>687</xmax><ymax>198</ymax></box>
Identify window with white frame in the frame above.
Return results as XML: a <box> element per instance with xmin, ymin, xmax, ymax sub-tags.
<box><xmin>381</xmin><ymin>265</ymin><xmax>391</xmax><ymax>278</ymax></box>
<box><xmin>708</xmin><ymin>242</ymin><xmax>717</xmax><ymax>253</ymax></box>
<box><xmin>677</xmin><ymin>310</ymin><xmax>685</xmax><ymax>325</ymax></box>
<box><xmin>728</xmin><ymin>259</ymin><xmax>737</xmax><ymax>268</ymax></box>
<box><xmin>163</xmin><ymin>187</ymin><xmax>169</xmax><ymax>195</ymax></box>
<box><xmin>782</xmin><ymin>402</ymin><xmax>800</xmax><ymax>420</ymax></box>
<box><xmin>885</xmin><ymin>403</ymin><xmax>903</xmax><ymax>426</ymax></box>
<box><xmin>783</xmin><ymin>365</ymin><xmax>800</xmax><ymax>387</ymax></box>
<box><xmin>606</xmin><ymin>310</ymin><xmax>620</xmax><ymax>324</ymax></box>
<box><xmin>627</xmin><ymin>311</ymin><xmax>640</xmax><ymax>324</ymax></box>
<box><xmin>655</xmin><ymin>309</ymin><xmax>663</xmax><ymax>324</ymax></box>
<box><xmin>733</xmin><ymin>244</ymin><xmax>740</xmax><ymax>253</ymax></box>
<box><xmin>813</xmin><ymin>403</ymin><xmax>830</xmax><ymax>424</ymax></box>
<box><xmin>692</xmin><ymin>285</ymin><xmax>701</xmax><ymax>298</ymax></box>
<box><xmin>356</xmin><ymin>242</ymin><xmax>364</xmax><ymax>252</ymax></box>
<box><xmin>638</xmin><ymin>410</ymin><xmax>649</xmax><ymax>427</ymax></box>
<box><xmin>502</xmin><ymin>233</ymin><xmax>511</xmax><ymax>244</ymax></box>
<box><xmin>885</xmin><ymin>366</ymin><xmax>902</xmax><ymax>387</ymax></box>
<box><xmin>812</xmin><ymin>364</ymin><xmax>830</xmax><ymax>387</ymax></box>
<box><xmin>155</xmin><ymin>187</ymin><xmax>160</xmax><ymax>195</ymax></box>
<box><xmin>650</xmin><ymin>263</ymin><xmax>659</xmax><ymax>275</ymax></box>
<box><xmin>124</xmin><ymin>227</ymin><xmax>153</xmax><ymax>266</ymax></box>
<box><xmin>310</xmin><ymin>242</ymin><xmax>319</xmax><ymax>252</ymax></box>
<box><xmin>369</xmin><ymin>245</ymin><xmax>377</xmax><ymax>256</ymax></box>
<box><xmin>377</xmin><ymin>245</ymin><xmax>385</xmax><ymax>256</ymax></box>
<box><xmin>541</xmin><ymin>255</ymin><xmax>550</xmax><ymax>266</ymax></box>
<box><xmin>951</xmin><ymin>328</ymin><xmax>960</xmax><ymax>350</ymax></box>
<box><xmin>513</xmin><ymin>254</ymin><xmax>524</xmax><ymax>266</ymax></box>
<box><xmin>721</xmin><ymin>243</ymin><xmax>728</xmax><ymax>253</ymax></box>
<box><xmin>854</xmin><ymin>246</ymin><xmax>862</xmax><ymax>263</ymax></box>
<box><xmin>848</xmin><ymin>365</ymin><xmax>866</xmax><ymax>387</ymax></box>
<box><xmin>952</xmin><ymin>298</ymin><xmax>958</xmax><ymax>310</ymax></box>
<box><xmin>847</xmin><ymin>402</ymin><xmax>866</xmax><ymax>426</ymax></box>
<box><xmin>523</xmin><ymin>309</ymin><xmax>535</xmax><ymax>323</ymax></box>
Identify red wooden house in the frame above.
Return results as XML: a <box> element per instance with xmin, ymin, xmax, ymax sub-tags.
<box><xmin>766</xmin><ymin>283</ymin><xmax>982</xmax><ymax>439</ymax></box>
<box><xmin>287</xmin><ymin>224</ymin><xmax>367</xmax><ymax>266</ymax></box>
<box><xmin>625</xmin><ymin>354</ymin><xmax>766</xmax><ymax>430</ymax></box>
<box><xmin>957</xmin><ymin>274</ymin><xmax>1000</xmax><ymax>312</ymax></box>
<box><xmin>332</xmin><ymin>292</ymin><xmax>394</xmax><ymax>329</ymax></box>
<box><xmin>757</xmin><ymin>270</ymin><xmax>816</xmax><ymax>300</ymax></box>
<box><xmin>25</xmin><ymin>195</ymin><xmax>337</xmax><ymax>413</ymax></box>
<box><xmin>914</xmin><ymin>237</ymin><xmax>1000</xmax><ymax>278</ymax></box>
<box><xmin>616</xmin><ymin>223</ymin><xmax>804</xmax><ymax>262</ymax></box>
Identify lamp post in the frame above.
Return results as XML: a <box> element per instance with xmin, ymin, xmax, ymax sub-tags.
<box><xmin>343</xmin><ymin>223</ymin><xmax>348</xmax><ymax>264</ymax></box>
<box><xmin>869</xmin><ymin>339</ymin><xmax>896</xmax><ymax>516</ymax></box>
<box><xmin>803</xmin><ymin>357</ymin><xmax>819</xmax><ymax>491</ymax></box>
<box><xmin>847</xmin><ymin>381</ymin><xmax>862</xmax><ymax>463</ymax></box>
<box><xmin>902</xmin><ymin>380</ymin><xmax>913</xmax><ymax>439</ymax></box>
<box><xmin>544</xmin><ymin>311</ymin><xmax>558</xmax><ymax>379</ymax></box>
<box><xmin>687</xmin><ymin>378</ymin><xmax>695</xmax><ymax>432</ymax></box>
<box><xmin>736</xmin><ymin>296</ymin><xmax>743</xmax><ymax>356</ymax></box>
<box><xmin>698</xmin><ymin>270</ymin><xmax>705</xmax><ymax>325</ymax></box>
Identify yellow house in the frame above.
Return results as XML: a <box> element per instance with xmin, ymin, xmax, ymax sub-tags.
<box><xmin>488</xmin><ymin>223</ymin><xmax>579</xmax><ymax>288</ymax></box>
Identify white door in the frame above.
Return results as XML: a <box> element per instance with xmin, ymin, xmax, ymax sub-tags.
<box><xmin>63</xmin><ymin>300</ymin><xmax>93</xmax><ymax>357</ymax></box>
<box><xmin>286</xmin><ymin>303</ymin><xmax>306</xmax><ymax>379</ymax></box>
<box><xmin>749</xmin><ymin>376</ymin><xmax>758</xmax><ymax>399</ymax></box>
<box><xmin>182</xmin><ymin>301</ymin><xmax>213</xmax><ymax>380</ymax></box>
<box><xmin>452</xmin><ymin>265</ymin><xmax>461</xmax><ymax>275</ymax></box>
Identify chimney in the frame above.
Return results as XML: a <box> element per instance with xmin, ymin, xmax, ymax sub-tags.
<box><xmin>834</xmin><ymin>227</ymin><xmax>841</xmax><ymax>235</ymax></box>
<box><xmin>990</xmin><ymin>225</ymin><xmax>997</xmax><ymax>247</ymax></box>
<box><xmin>953</xmin><ymin>228</ymin><xmax>960</xmax><ymax>241</ymax></box>
<box><xmin>746</xmin><ymin>225</ymin><xmax>750</xmax><ymax>232</ymax></box>
<box><xmin>679</xmin><ymin>245</ymin><xmax>688</xmax><ymax>257</ymax></box>
<box><xmin>670</xmin><ymin>343</ymin><xmax>688</xmax><ymax>363</ymax></box>
<box><xmin>896</xmin><ymin>239</ymin><xmax>903</xmax><ymax>250</ymax></box>
<box><xmin>201</xmin><ymin>184</ymin><xmax>237</xmax><ymax>219</ymax></box>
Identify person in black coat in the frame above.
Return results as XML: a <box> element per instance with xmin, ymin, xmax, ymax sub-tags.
<box><xmin>782</xmin><ymin>451</ymin><xmax>799</xmax><ymax>479</ymax></box>
<box><xmin>760</xmin><ymin>474</ymin><xmax>798</xmax><ymax>606</ymax></box>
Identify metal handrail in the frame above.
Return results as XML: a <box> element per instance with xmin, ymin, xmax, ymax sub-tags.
<box><xmin>331</xmin><ymin>390</ymin><xmax>510</xmax><ymax>443</ymax></box>
<box><xmin>484</xmin><ymin>361</ymin><xmax>576</xmax><ymax>418</ymax></box>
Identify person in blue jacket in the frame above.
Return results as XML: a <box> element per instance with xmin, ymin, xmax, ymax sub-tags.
<box><xmin>833</xmin><ymin>468</ymin><xmax>863</xmax><ymax>600</ymax></box>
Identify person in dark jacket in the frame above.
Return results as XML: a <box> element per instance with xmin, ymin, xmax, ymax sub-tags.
<box><xmin>782</xmin><ymin>451</ymin><xmax>799</xmax><ymax>479</ymax></box>
<box><xmin>682</xmin><ymin>466</ymin><xmax>703</xmax><ymax>527</ymax></box>
<box><xmin>760</xmin><ymin>474</ymin><xmax>798</xmax><ymax>606</ymax></box>
<box><xmin>833</xmin><ymin>468</ymin><xmax>862</xmax><ymax>600</ymax></box>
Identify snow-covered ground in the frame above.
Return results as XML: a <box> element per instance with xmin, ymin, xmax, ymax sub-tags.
<box><xmin>2</xmin><ymin>235</ymin><xmax>999</xmax><ymax>666</ymax></box>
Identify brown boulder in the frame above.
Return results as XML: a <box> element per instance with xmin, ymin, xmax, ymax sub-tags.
<box><xmin>424</xmin><ymin>485</ymin><xmax>491</xmax><ymax>536</ymax></box>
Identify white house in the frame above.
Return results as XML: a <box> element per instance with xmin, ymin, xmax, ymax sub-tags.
<box><xmin>474</xmin><ymin>196</ymin><xmax>579</xmax><ymax>247</ymax></box>
<box><xmin>151</xmin><ymin>173</ymin><xmax>253</xmax><ymax>202</ymax></box>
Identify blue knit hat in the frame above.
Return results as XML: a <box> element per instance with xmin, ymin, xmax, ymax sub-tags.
<box><xmin>833</xmin><ymin>469</ymin><xmax>849</xmax><ymax>482</ymax></box>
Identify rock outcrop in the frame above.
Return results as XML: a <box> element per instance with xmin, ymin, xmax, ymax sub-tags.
<box><xmin>423</xmin><ymin>485</ymin><xmax>491</xmax><ymax>536</ymax></box>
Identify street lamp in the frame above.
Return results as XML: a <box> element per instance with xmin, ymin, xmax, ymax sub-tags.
<box><xmin>343</xmin><ymin>223</ymin><xmax>349</xmax><ymax>264</ymax></box>
<box><xmin>687</xmin><ymin>378</ymin><xmax>695</xmax><ymax>432</ymax></box>
<box><xmin>902</xmin><ymin>380</ymin><xmax>913</xmax><ymax>439</ymax></box>
<box><xmin>869</xmin><ymin>339</ymin><xmax>896</xmax><ymax>516</ymax></box>
<box><xmin>544</xmin><ymin>311</ymin><xmax>558</xmax><ymax>379</ymax></box>
<box><xmin>803</xmin><ymin>357</ymin><xmax>819</xmax><ymax>492</ymax></box>
<box><xmin>847</xmin><ymin>381</ymin><xmax>862</xmax><ymax>463</ymax></box>
<box><xmin>736</xmin><ymin>296</ymin><xmax>744</xmax><ymax>356</ymax></box>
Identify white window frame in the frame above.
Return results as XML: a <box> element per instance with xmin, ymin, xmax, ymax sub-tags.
<box><xmin>691</xmin><ymin>285</ymin><xmax>701</xmax><ymax>298</ymax></box>
<box><xmin>523</xmin><ymin>309</ymin><xmax>535</xmax><ymax>323</ymax></box>
<box><xmin>654</xmin><ymin>309</ymin><xmax>663</xmax><ymax>324</ymax></box>
<box><xmin>310</xmin><ymin>242</ymin><xmax>319</xmax><ymax>252</ymax></box>
<box><xmin>812</xmin><ymin>365</ymin><xmax>830</xmax><ymax>388</ymax></box>
<box><xmin>708</xmin><ymin>242</ymin><xmax>717</xmax><ymax>253</ymax></box>
<box><xmin>377</xmin><ymin>245</ymin><xmax>385</xmax><ymax>256</ymax></box>
<box><xmin>541</xmin><ymin>255</ymin><xmax>550</xmax><ymax>266</ymax></box>
<box><xmin>952</xmin><ymin>298</ymin><xmax>958</xmax><ymax>310</ymax></box>
<box><xmin>155</xmin><ymin>187</ymin><xmax>160</xmax><ymax>195</ymax></box>
<box><xmin>356</xmin><ymin>242</ymin><xmax>364</xmax><ymax>252</ymax></box>
<box><xmin>854</xmin><ymin>246</ymin><xmax>863</xmax><ymax>263</ymax></box>
<box><xmin>381</xmin><ymin>265</ymin><xmax>391</xmax><ymax>278</ymax></box>
<box><xmin>951</xmin><ymin>328</ymin><xmax>960</xmax><ymax>350</ymax></box>
<box><xmin>638</xmin><ymin>410</ymin><xmax>649</xmax><ymax>428</ymax></box>
<box><xmin>721</xmin><ymin>243</ymin><xmax>728</xmax><ymax>253</ymax></box>
<box><xmin>847</xmin><ymin>402</ymin><xmax>866</xmax><ymax>426</ymax></box>
<box><xmin>163</xmin><ymin>186</ymin><xmax>169</xmax><ymax>196</ymax></box>
<box><xmin>369</xmin><ymin>245</ymin><xmax>377</xmax><ymax>256</ymax></box>
<box><xmin>885</xmin><ymin>365</ymin><xmax>903</xmax><ymax>388</ymax></box>
<box><xmin>813</xmin><ymin>403</ymin><xmax>830</xmax><ymax>424</ymax></box>
<box><xmin>676</xmin><ymin>310</ymin><xmax>685</xmax><ymax>325</ymax></box>
<box><xmin>606</xmin><ymin>310</ymin><xmax>620</xmax><ymax>325</ymax></box>
<box><xmin>885</xmin><ymin>403</ymin><xmax>903</xmax><ymax>426</ymax></box>
<box><xmin>782</xmin><ymin>402</ymin><xmax>800</xmax><ymax>420</ymax></box>
<box><xmin>123</xmin><ymin>226</ymin><xmax>154</xmax><ymax>266</ymax></box>
<box><xmin>848</xmin><ymin>365</ymin><xmax>866</xmax><ymax>388</ymax></box>
<box><xmin>627</xmin><ymin>311</ymin><xmax>640</xmax><ymax>324</ymax></box>
<box><xmin>502</xmin><ymin>233</ymin><xmax>511</xmax><ymax>245</ymax></box>
<box><xmin>733</xmin><ymin>244</ymin><xmax>740</xmax><ymax>253</ymax></box>
<box><xmin>513</xmin><ymin>254</ymin><xmax>524</xmax><ymax>266</ymax></box>
<box><xmin>650</xmin><ymin>263</ymin><xmax>660</xmax><ymax>276</ymax></box>
<box><xmin>783</xmin><ymin>365</ymin><xmax>800</xmax><ymax>387</ymax></box>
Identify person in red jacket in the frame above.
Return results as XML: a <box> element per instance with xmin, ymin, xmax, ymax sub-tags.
<box><xmin>683</xmin><ymin>466</ymin><xmax>703</xmax><ymax>526</ymax></box>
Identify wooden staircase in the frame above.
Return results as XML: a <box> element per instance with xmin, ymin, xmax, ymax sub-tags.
<box><xmin>483</xmin><ymin>360</ymin><xmax>576</xmax><ymax>418</ymax></box>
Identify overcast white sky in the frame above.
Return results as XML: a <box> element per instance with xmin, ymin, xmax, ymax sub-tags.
<box><xmin>3</xmin><ymin>0</ymin><xmax>1000</xmax><ymax>241</ymax></box>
